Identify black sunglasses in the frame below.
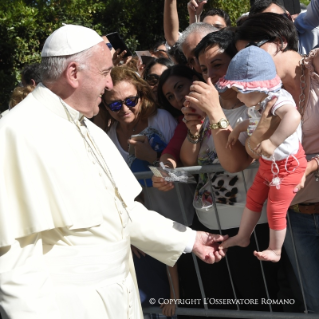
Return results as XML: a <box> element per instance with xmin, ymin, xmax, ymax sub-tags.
<box><xmin>105</xmin><ymin>96</ymin><xmax>139</xmax><ymax>112</ymax></box>
<box><xmin>245</xmin><ymin>39</ymin><xmax>270</xmax><ymax>48</ymax></box>
<box><xmin>145</xmin><ymin>74</ymin><xmax>160</xmax><ymax>86</ymax></box>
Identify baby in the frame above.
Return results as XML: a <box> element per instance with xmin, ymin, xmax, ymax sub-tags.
<box><xmin>216</xmin><ymin>46</ymin><xmax>307</xmax><ymax>262</ymax></box>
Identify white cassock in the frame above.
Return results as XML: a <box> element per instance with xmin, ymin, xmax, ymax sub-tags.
<box><xmin>0</xmin><ymin>84</ymin><xmax>193</xmax><ymax>319</ymax></box>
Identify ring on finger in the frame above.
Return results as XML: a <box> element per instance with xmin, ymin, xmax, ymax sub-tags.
<box><xmin>182</xmin><ymin>117</ymin><xmax>187</xmax><ymax>123</ymax></box>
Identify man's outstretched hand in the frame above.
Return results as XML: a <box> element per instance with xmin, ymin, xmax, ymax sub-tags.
<box><xmin>192</xmin><ymin>231</ymin><xmax>228</xmax><ymax>264</ymax></box>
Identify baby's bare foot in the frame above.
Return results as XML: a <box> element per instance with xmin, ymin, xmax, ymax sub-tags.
<box><xmin>219</xmin><ymin>235</ymin><xmax>250</xmax><ymax>249</ymax></box>
<box><xmin>254</xmin><ymin>249</ymin><xmax>281</xmax><ymax>262</ymax></box>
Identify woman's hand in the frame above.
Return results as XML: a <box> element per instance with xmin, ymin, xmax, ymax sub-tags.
<box><xmin>152</xmin><ymin>176</ymin><xmax>174</xmax><ymax>192</ymax></box>
<box><xmin>255</xmin><ymin>138</ymin><xmax>277</xmax><ymax>158</ymax></box>
<box><xmin>250</xmin><ymin>96</ymin><xmax>280</xmax><ymax>145</ymax></box>
<box><xmin>187</xmin><ymin>0</ymin><xmax>207</xmax><ymax>23</ymax></box>
<box><xmin>128</xmin><ymin>136</ymin><xmax>157</xmax><ymax>163</ymax></box>
<box><xmin>184</xmin><ymin>78</ymin><xmax>224</xmax><ymax>122</ymax></box>
<box><xmin>112</xmin><ymin>49</ymin><xmax>132</xmax><ymax>66</ymax></box>
<box><xmin>181</xmin><ymin>105</ymin><xmax>204</xmax><ymax>135</ymax></box>
<box><xmin>293</xmin><ymin>159</ymin><xmax>318</xmax><ymax>193</ymax></box>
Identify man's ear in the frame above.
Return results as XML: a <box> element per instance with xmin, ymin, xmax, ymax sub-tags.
<box><xmin>65</xmin><ymin>62</ymin><xmax>80</xmax><ymax>88</ymax></box>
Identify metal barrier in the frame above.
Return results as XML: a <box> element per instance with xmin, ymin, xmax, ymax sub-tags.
<box><xmin>134</xmin><ymin>164</ymin><xmax>319</xmax><ymax>319</ymax></box>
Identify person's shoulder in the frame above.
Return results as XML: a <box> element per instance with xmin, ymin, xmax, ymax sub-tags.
<box><xmin>0</xmin><ymin>93</ymin><xmax>37</xmax><ymax>130</ymax></box>
<box><xmin>277</xmin><ymin>89</ymin><xmax>295</xmax><ymax>105</ymax></box>
<box><xmin>150</xmin><ymin>108</ymin><xmax>177</xmax><ymax>124</ymax></box>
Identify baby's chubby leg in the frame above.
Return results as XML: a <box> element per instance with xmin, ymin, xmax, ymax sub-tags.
<box><xmin>219</xmin><ymin>207</ymin><xmax>261</xmax><ymax>249</ymax></box>
<box><xmin>254</xmin><ymin>228</ymin><xmax>286</xmax><ymax>262</ymax></box>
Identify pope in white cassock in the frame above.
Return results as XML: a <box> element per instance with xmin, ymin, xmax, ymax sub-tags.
<box><xmin>0</xmin><ymin>25</ymin><xmax>228</xmax><ymax>319</ymax></box>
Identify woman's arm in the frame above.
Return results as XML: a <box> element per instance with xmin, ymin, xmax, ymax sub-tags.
<box><xmin>164</xmin><ymin>0</ymin><xmax>180</xmax><ymax>47</ymax></box>
<box><xmin>184</xmin><ymin>78</ymin><xmax>253</xmax><ymax>172</ymax></box>
<box><xmin>312</xmin><ymin>48</ymin><xmax>319</xmax><ymax>75</ymax></box>
<box><xmin>180</xmin><ymin>107</ymin><xmax>204</xmax><ymax>166</ymax></box>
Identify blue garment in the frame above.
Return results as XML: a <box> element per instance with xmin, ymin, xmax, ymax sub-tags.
<box><xmin>284</xmin><ymin>209</ymin><xmax>319</xmax><ymax>313</ymax></box>
<box><xmin>133</xmin><ymin>254</ymin><xmax>170</xmax><ymax>307</ymax></box>
<box><xmin>294</xmin><ymin>0</ymin><xmax>319</xmax><ymax>54</ymax></box>
<box><xmin>129</xmin><ymin>130</ymin><xmax>167</xmax><ymax>187</ymax></box>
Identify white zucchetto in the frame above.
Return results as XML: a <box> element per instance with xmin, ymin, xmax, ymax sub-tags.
<box><xmin>41</xmin><ymin>24</ymin><xmax>103</xmax><ymax>57</ymax></box>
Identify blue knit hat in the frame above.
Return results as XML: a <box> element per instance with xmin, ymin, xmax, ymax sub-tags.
<box><xmin>216</xmin><ymin>46</ymin><xmax>282</xmax><ymax>94</ymax></box>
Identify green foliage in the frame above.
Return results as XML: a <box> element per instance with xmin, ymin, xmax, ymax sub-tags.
<box><xmin>0</xmin><ymin>0</ymin><xmax>262</xmax><ymax>111</ymax></box>
<box><xmin>207</xmin><ymin>0</ymin><xmax>250</xmax><ymax>25</ymax></box>
<box><xmin>300</xmin><ymin>0</ymin><xmax>310</xmax><ymax>6</ymax></box>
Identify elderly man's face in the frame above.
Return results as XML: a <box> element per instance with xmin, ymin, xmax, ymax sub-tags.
<box><xmin>78</xmin><ymin>42</ymin><xmax>113</xmax><ymax>117</ymax></box>
<box><xmin>181</xmin><ymin>32</ymin><xmax>204</xmax><ymax>73</ymax></box>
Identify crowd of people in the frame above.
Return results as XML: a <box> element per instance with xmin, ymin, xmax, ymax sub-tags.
<box><xmin>1</xmin><ymin>0</ymin><xmax>319</xmax><ymax>318</ymax></box>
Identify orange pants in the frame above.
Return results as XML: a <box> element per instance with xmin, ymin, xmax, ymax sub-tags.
<box><xmin>246</xmin><ymin>145</ymin><xmax>307</xmax><ymax>230</ymax></box>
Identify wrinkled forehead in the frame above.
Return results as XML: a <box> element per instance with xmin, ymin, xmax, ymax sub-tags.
<box><xmin>182</xmin><ymin>32</ymin><xmax>205</xmax><ymax>58</ymax></box>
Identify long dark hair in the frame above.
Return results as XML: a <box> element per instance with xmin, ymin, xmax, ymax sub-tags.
<box><xmin>235</xmin><ymin>13</ymin><xmax>298</xmax><ymax>52</ymax></box>
<box><xmin>157</xmin><ymin>65</ymin><xmax>204</xmax><ymax>117</ymax></box>
<box><xmin>143</xmin><ymin>57</ymin><xmax>174</xmax><ymax>80</ymax></box>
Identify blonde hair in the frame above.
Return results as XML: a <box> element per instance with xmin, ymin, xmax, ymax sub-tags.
<box><xmin>101</xmin><ymin>66</ymin><xmax>158</xmax><ymax>131</ymax></box>
<box><xmin>9</xmin><ymin>85</ymin><xmax>34</xmax><ymax>109</ymax></box>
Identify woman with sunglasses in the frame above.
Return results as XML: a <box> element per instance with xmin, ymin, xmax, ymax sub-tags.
<box><xmin>143</xmin><ymin>58</ymin><xmax>174</xmax><ymax>99</ymax></box>
<box><xmin>234</xmin><ymin>12</ymin><xmax>319</xmax><ymax>313</ymax></box>
<box><xmin>102</xmin><ymin>66</ymin><xmax>195</xmax><ymax>225</ymax></box>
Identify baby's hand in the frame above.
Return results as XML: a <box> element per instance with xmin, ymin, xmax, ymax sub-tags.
<box><xmin>226</xmin><ymin>131</ymin><xmax>239</xmax><ymax>150</ymax></box>
<box><xmin>256</xmin><ymin>139</ymin><xmax>277</xmax><ymax>158</ymax></box>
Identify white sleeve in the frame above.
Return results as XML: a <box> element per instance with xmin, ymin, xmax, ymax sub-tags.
<box><xmin>128</xmin><ymin>201</ymin><xmax>193</xmax><ymax>267</ymax></box>
<box><xmin>149</xmin><ymin>109</ymin><xmax>177</xmax><ymax>143</ymax></box>
<box><xmin>0</xmin><ymin>234</ymin><xmax>61</xmax><ymax>319</ymax></box>
<box><xmin>268</xmin><ymin>90</ymin><xmax>296</xmax><ymax>116</ymax></box>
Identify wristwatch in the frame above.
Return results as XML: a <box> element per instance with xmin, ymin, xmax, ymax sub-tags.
<box><xmin>209</xmin><ymin>118</ymin><xmax>229</xmax><ymax>130</ymax></box>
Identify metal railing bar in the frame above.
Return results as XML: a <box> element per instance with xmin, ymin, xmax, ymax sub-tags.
<box><xmin>143</xmin><ymin>307</ymin><xmax>319</xmax><ymax>318</ymax></box>
<box><xmin>241</xmin><ymin>170</ymin><xmax>272</xmax><ymax>312</ymax></box>
<box><xmin>286</xmin><ymin>212</ymin><xmax>308</xmax><ymax>313</ymax></box>
<box><xmin>175</xmin><ymin>182</ymin><xmax>209</xmax><ymax>310</ymax></box>
<box><xmin>208</xmin><ymin>172</ymin><xmax>239</xmax><ymax>310</ymax></box>
<box><xmin>134</xmin><ymin>162</ymin><xmax>260</xmax><ymax>179</ymax></box>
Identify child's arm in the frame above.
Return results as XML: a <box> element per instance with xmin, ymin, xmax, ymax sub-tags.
<box><xmin>226</xmin><ymin>119</ymin><xmax>249</xmax><ymax>150</ymax></box>
<box><xmin>160</xmin><ymin>264</ymin><xmax>179</xmax><ymax>317</ymax></box>
<box><xmin>257</xmin><ymin>104</ymin><xmax>301</xmax><ymax>158</ymax></box>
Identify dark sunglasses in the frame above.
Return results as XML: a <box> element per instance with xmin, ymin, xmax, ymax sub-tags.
<box><xmin>105</xmin><ymin>96</ymin><xmax>139</xmax><ymax>112</ymax></box>
<box><xmin>106</xmin><ymin>42</ymin><xmax>113</xmax><ymax>50</ymax></box>
<box><xmin>245</xmin><ymin>39</ymin><xmax>270</xmax><ymax>48</ymax></box>
<box><xmin>145</xmin><ymin>74</ymin><xmax>160</xmax><ymax>86</ymax></box>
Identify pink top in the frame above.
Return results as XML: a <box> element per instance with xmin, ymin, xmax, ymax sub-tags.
<box><xmin>162</xmin><ymin>115</ymin><xmax>187</xmax><ymax>163</ymax></box>
<box><xmin>291</xmin><ymin>48</ymin><xmax>319</xmax><ymax>205</ymax></box>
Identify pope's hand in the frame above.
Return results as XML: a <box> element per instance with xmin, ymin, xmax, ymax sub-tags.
<box><xmin>192</xmin><ymin>231</ymin><xmax>228</xmax><ymax>264</ymax></box>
